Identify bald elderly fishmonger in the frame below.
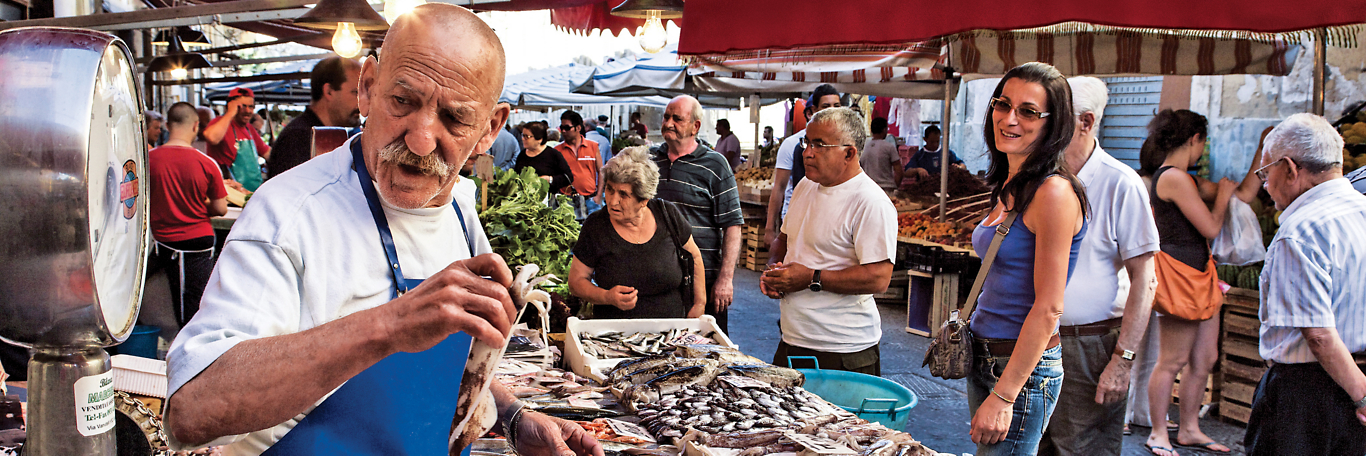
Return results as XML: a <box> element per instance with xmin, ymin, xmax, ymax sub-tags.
<box><xmin>163</xmin><ymin>5</ymin><xmax>603</xmax><ymax>456</ymax></box>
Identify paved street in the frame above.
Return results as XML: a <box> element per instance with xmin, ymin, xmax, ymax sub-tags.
<box><xmin>725</xmin><ymin>268</ymin><xmax>1247</xmax><ymax>456</ymax></box>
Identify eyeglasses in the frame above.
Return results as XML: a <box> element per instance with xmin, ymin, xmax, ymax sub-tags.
<box><xmin>799</xmin><ymin>137</ymin><xmax>852</xmax><ymax>149</ymax></box>
<box><xmin>1254</xmin><ymin>156</ymin><xmax>1295</xmax><ymax>181</ymax></box>
<box><xmin>559</xmin><ymin>124</ymin><xmax>576</xmax><ymax>131</ymax></box>
<box><xmin>990</xmin><ymin>97</ymin><xmax>1050</xmax><ymax>121</ymax></box>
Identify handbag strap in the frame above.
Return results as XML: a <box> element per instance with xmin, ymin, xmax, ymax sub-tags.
<box><xmin>960</xmin><ymin>211</ymin><xmax>1019</xmax><ymax>321</ymax></box>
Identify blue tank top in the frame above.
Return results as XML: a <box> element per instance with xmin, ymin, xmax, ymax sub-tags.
<box><xmin>968</xmin><ymin>213</ymin><xmax>1087</xmax><ymax>339</ymax></box>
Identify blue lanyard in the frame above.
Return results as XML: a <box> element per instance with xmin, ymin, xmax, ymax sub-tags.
<box><xmin>350</xmin><ymin>137</ymin><xmax>475</xmax><ymax>297</ymax></box>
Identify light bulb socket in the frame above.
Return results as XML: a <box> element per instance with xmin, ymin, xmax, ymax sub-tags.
<box><xmin>609</xmin><ymin>0</ymin><xmax>683</xmax><ymax>19</ymax></box>
<box><xmin>294</xmin><ymin>0</ymin><xmax>389</xmax><ymax>31</ymax></box>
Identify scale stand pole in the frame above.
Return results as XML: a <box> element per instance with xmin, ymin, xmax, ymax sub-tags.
<box><xmin>26</xmin><ymin>347</ymin><xmax>116</xmax><ymax>455</ymax></box>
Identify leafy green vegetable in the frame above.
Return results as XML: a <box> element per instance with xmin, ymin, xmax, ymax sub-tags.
<box><xmin>475</xmin><ymin>167</ymin><xmax>579</xmax><ymax>292</ymax></box>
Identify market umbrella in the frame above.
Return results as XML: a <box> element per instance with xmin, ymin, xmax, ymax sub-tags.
<box><xmin>502</xmin><ymin>63</ymin><xmax>672</xmax><ymax>108</ymax></box>
<box><xmin>676</xmin><ymin>0</ymin><xmax>1346</xmax><ymax>219</ymax></box>
<box><xmin>572</xmin><ymin>45</ymin><xmax>788</xmax><ymax>107</ymax></box>
<box><xmin>675</xmin><ymin>0</ymin><xmax>1364</xmax><ymax>57</ymax></box>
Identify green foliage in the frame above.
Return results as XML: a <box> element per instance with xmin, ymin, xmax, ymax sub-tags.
<box><xmin>474</xmin><ymin>167</ymin><xmax>580</xmax><ymax>290</ymax></box>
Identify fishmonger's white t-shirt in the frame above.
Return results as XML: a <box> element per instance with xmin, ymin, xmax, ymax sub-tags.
<box><xmin>1060</xmin><ymin>144</ymin><xmax>1160</xmax><ymax>326</ymax></box>
<box><xmin>780</xmin><ymin>171</ymin><xmax>897</xmax><ymax>353</ymax></box>
<box><xmin>164</xmin><ymin>136</ymin><xmax>492</xmax><ymax>455</ymax></box>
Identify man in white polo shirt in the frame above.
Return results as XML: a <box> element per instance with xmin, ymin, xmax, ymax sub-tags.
<box><xmin>1039</xmin><ymin>77</ymin><xmax>1160</xmax><ymax>456</ymax></box>
<box><xmin>1245</xmin><ymin>113</ymin><xmax>1366</xmax><ymax>456</ymax></box>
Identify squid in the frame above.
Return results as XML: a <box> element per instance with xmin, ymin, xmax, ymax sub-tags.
<box><xmin>449</xmin><ymin>264</ymin><xmax>558</xmax><ymax>454</ymax></box>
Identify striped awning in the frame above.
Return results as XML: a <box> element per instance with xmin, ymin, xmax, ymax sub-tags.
<box><xmin>684</xmin><ymin>41</ymin><xmax>942</xmax><ymax>72</ymax></box>
<box><xmin>948</xmin><ymin>22</ymin><xmax>1304</xmax><ymax>76</ymax></box>
<box><xmin>683</xmin><ymin>43</ymin><xmax>952</xmax><ymax>99</ymax></box>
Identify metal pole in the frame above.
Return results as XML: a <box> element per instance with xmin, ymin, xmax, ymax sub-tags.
<box><xmin>939</xmin><ymin>70</ymin><xmax>954</xmax><ymax>221</ymax></box>
<box><xmin>1313</xmin><ymin>28</ymin><xmax>1326</xmax><ymax>116</ymax></box>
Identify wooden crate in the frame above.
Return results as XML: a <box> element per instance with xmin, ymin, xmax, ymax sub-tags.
<box><xmin>1219</xmin><ymin>397</ymin><xmax>1253</xmax><ymax>426</ymax></box>
<box><xmin>1172</xmin><ymin>372</ymin><xmax>1220</xmax><ymax>405</ymax></box>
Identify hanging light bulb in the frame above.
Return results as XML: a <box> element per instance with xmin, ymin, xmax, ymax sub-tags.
<box><xmin>610</xmin><ymin>0</ymin><xmax>682</xmax><ymax>54</ymax></box>
<box><xmin>332</xmin><ymin>22</ymin><xmax>363</xmax><ymax>58</ymax></box>
<box><xmin>170</xmin><ymin>67</ymin><xmax>188</xmax><ymax>80</ymax></box>
<box><xmin>383</xmin><ymin>0</ymin><xmax>425</xmax><ymax>24</ymax></box>
<box><xmin>637</xmin><ymin>11</ymin><xmax>667</xmax><ymax>54</ymax></box>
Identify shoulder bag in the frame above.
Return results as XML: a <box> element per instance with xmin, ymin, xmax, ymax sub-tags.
<box><xmin>923</xmin><ymin>211</ymin><xmax>1018</xmax><ymax>380</ymax></box>
<box><xmin>658</xmin><ymin>200</ymin><xmax>696</xmax><ymax>308</ymax></box>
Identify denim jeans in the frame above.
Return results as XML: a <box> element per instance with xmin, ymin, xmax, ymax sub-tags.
<box><xmin>967</xmin><ymin>344</ymin><xmax>1064</xmax><ymax>456</ymax></box>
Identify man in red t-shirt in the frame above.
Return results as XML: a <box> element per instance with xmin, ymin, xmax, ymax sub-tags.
<box><xmin>149</xmin><ymin>102</ymin><xmax>229</xmax><ymax>326</ymax></box>
<box><xmin>204</xmin><ymin>87</ymin><xmax>270</xmax><ymax>192</ymax></box>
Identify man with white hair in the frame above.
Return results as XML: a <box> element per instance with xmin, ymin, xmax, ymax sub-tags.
<box><xmin>1244</xmin><ymin>113</ymin><xmax>1366</xmax><ymax>456</ymax></box>
<box><xmin>1039</xmin><ymin>77</ymin><xmax>1160</xmax><ymax>456</ymax></box>
<box><xmin>651</xmin><ymin>95</ymin><xmax>744</xmax><ymax>332</ymax></box>
<box><xmin>760</xmin><ymin>107</ymin><xmax>896</xmax><ymax>375</ymax></box>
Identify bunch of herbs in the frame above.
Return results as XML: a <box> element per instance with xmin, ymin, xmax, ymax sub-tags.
<box><xmin>475</xmin><ymin>167</ymin><xmax>579</xmax><ymax>293</ymax></box>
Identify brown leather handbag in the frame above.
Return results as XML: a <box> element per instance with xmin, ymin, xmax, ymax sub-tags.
<box><xmin>923</xmin><ymin>212</ymin><xmax>1017</xmax><ymax>380</ymax></box>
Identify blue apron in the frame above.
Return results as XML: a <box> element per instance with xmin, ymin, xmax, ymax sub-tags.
<box><xmin>262</xmin><ymin>136</ymin><xmax>477</xmax><ymax>455</ymax></box>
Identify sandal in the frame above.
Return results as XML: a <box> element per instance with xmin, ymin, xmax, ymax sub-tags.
<box><xmin>1174</xmin><ymin>440</ymin><xmax>1231</xmax><ymax>453</ymax></box>
<box><xmin>1145</xmin><ymin>443</ymin><xmax>1179</xmax><ymax>456</ymax></box>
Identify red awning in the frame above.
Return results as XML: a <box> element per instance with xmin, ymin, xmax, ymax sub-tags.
<box><xmin>677</xmin><ymin>0</ymin><xmax>1366</xmax><ymax>56</ymax></box>
<box><xmin>549</xmin><ymin>0</ymin><xmax>680</xmax><ymax>36</ymax></box>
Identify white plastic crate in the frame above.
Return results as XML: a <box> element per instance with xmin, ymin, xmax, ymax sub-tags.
<box><xmin>564</xmin><ymin>315</ymin><xmax>736</xmax><ymax>383</ymax></box>
<box><xmin>111</xmin><ymin>354</ymin><xmax>168</xmax><ymax>399</ymax></box>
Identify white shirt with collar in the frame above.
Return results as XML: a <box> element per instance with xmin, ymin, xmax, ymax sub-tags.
<box><xmin>1060</xmin><ymin>144</ymin><xmax>1161</xmax><ymax>326</ymax></box>
<box><xmin>1258</xmin><ymin>178</ymin><xmax>1366</xmax><ymax>363</ymax></box>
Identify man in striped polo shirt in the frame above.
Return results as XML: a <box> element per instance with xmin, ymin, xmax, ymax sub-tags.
<box><xmin>1245</xmin><ymin>113</ymin><xmax>1366</xmax><ymax>456</ymax></box>
<box><xmin>651</xmin><ymin>95</ymin><xmax>744</xmax><ymax>332</ymax></box>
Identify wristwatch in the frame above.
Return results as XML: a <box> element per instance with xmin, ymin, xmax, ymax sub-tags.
<box><xmin>809</xmin><ymin>270</ymin><xmax>823</xmax><ymax>292</ymax></box>
<box><xmin>1113</xmin><ymin>346</ymin><xmax>1136</xmax><ymax>361</ymax></box>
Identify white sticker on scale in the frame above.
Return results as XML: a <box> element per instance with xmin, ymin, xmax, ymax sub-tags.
<box><xmin>73</xmin><ymin>371</ymin><xmax>116</xmax><ymax>436</ymax></box>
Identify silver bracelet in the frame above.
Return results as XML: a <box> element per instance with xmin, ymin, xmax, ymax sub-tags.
<box><xmin>501</xmin><ymin>401</ymin><xmax>527</xmax><ymax>447</ymax></box>
<box><xmin>1354</xmin><ymin>394</ymin><xmax>1366</xmax><ymax>410</ymax></box>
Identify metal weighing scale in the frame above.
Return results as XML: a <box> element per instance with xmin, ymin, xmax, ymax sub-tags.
<box><xmin>0</xmin><ymin>27</ymin><xmax>150</xmax><ymax>455</ymax></box>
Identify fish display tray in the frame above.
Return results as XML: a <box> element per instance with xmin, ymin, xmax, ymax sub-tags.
<box><xmin>564</xmin><ymin>316</ymin><xmax>737</xmax><ymax>383</ymax></box>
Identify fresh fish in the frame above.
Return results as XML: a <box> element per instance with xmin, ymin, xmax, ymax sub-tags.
<box><xmin>725</xmin><ymin>364</ymin><xmax>806</xmax><ymax>388</ymax></box>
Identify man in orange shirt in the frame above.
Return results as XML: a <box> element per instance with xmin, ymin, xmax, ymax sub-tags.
<box><xmin>556</xmin><ymin>110</ymin><xmax>601</xmax><ymax>219</ymax></box>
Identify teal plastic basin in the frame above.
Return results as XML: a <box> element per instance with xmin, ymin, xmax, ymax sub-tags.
<box><xmin>119</xmin><ymin>325</ymin><xmax>161</xmax><ymax>359</ymax></box>
<box><xmin>789</xmin><ymin>356</ymin><xmax>918</xmax><ymax>430</ymax></box>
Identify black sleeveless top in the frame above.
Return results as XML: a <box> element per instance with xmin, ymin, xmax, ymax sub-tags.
<box><xmin>1151</xmin><ymin>166</ymin><xmax>1210</xmax><ymax>271</ymax></box>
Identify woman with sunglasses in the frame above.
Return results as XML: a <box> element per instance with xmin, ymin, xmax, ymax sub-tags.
<box><xmin>513</xmin><ymin>122</ymin><xmax>574</xmax><ymax>195</ymax></box>
<box><xmin>1138</xmin><ymin>110</ymin><xmax>1262</xmax><ymax>456</ymax></box>
<box><xmin>967</xmin><ymin>62</ymin><xmax>1089</xmax><ymax>455</ymax></box>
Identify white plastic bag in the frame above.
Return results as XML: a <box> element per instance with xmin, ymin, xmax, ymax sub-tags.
<box><xmin>1212</xmin><ymin>194</ymin><xmax>1266</xmax><ymax>265</ymax></box>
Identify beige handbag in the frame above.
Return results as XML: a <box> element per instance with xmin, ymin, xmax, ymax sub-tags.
<box><xmin>922</xmin><ymin>211</ymin><xmax>1017</xmax><ymax>380</ymax></box>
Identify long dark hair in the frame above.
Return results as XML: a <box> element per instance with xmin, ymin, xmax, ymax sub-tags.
<box><xmin>1138</xmin><ymin>109</ymin><xmax>1207</xmax><ymax>176</ymax></box>
<box><xmin>981</xmin><ymin>62</ymin><xmax>1088</xmax><ymax>218</ymax></box>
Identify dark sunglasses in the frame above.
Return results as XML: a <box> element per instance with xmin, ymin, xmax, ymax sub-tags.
<box><xmin>559</xmin><ymin>124</ymin><xmax>576</xmax><ymax>131</ymax></box>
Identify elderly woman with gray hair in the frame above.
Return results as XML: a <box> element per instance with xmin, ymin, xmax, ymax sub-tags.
<box><xmin>569</xmin><ymin>146</ymin><xmax>707</xmax><ymax>319</ymax></box>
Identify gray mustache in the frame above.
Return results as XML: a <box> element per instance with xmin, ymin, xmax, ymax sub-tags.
<box><xmin>378</xmin><ymin>139</ymin><xmax>451</xmax><ymax>178</ymax></box>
